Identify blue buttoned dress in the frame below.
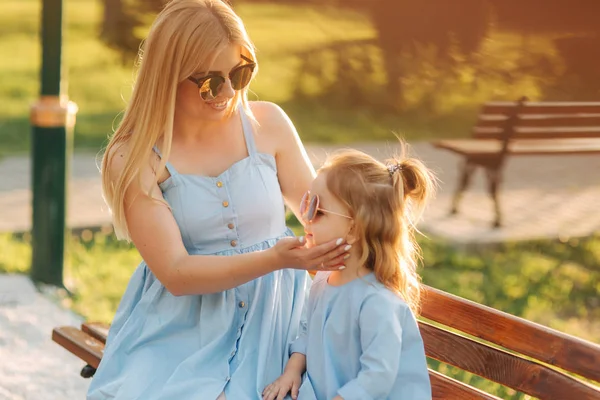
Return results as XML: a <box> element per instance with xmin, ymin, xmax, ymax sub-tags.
<box><xmin>87</xmin><ymin>108</ymin><xmax>311</xmax><ymax>400</ymax></box>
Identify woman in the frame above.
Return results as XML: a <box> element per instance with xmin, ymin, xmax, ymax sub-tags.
<box><xmin>86</xmin><ymin>1</ymin><xmax>350</xmax><ymax>399</ymax></box>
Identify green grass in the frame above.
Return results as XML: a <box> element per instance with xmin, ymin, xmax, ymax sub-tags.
<box><xmin>1</xmin><ymin>228</ymin><xmax>141</xmax><ymax>322</ymax></box>
<box><xmin>0</xmin><ymin>0</ymin><xmax>582</xmax><ymax>157</ymax></box>
<box><xmin>1</xmin><ymin>216</ymin><xmax>599</xmax><ymax>398</ymax></box>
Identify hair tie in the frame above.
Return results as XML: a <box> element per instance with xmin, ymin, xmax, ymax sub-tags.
<box><xmin>387</xmin><ymin>163</ymin><xmax>402</xmax><ymax>177</ymax></box>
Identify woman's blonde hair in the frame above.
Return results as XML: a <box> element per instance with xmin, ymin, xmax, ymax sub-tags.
<box><xmin>319</xmin><ymin>144</ymin><xmax>436</xmax><ymax>314</ymax></box>
<box><xmin>101</xmin><ymin>0</ymin><xmax>257</xmax><ymax>240</ymax></box>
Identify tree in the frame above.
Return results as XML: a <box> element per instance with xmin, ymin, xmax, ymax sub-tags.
<box><xmin>100</xmin><ymin>0</ymin><xmax>234</xmax><ymax>61</ymax></box>
<box><xmin>369</xmin><ymin>0</ymin><xmax>491</xmax><ymax>105</ymax></box>
<box><xmin>99</xmin><ymin>0</ymin><xmax>170</xmax><ymax>62</ymax></box>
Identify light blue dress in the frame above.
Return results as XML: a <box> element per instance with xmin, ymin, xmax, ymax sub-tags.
<box><xmin>87</xmin><ymin>109</ymin><xmax>312</xmax><ymax>400</ymax></box>
<box><xmin>292</xmin><ymin>272</ymin><xmax>432</xmax><ymax>400</ymax></box>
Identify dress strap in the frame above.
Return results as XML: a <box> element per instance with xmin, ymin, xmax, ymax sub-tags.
<box><xmin>152</xmin><ymin>145</ymin><xmax>179</xmax><ymax>176</ymax></box>
<box><xmin>239</xmin><ymin>107</ymin><xmax>258</xmax><ymax>157</ymax></box>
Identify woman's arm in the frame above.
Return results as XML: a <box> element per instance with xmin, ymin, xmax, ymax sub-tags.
<box><xmin>251</xmin><ymin>101</ymin><xmax>316</xmax><ymax>222</ymax></box>
<box><xmin>108</xmin><ymin>146</ymin><xmax>348</xmax><ymax>297</ymax></box>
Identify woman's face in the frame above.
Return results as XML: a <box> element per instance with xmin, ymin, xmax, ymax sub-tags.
<box><xmin>175</xmin><ymin>44</ymin><xmax>247</xmax><ymax>122</ymax></box>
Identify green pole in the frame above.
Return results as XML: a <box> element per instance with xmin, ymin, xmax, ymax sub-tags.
<box><xmin>29</xmin><ymin>0</ymin><xmax>77</xmax><ymax>287</ymax></box>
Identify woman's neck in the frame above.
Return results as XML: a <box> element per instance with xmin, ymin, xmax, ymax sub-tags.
<box><xmin>172</xmin><ymin>110</ymin><xmax>234</xmax><ymax>143</ymax></box>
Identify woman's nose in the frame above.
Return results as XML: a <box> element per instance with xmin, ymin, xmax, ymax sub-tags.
<box><xmin>220</xmin><ymin>78</ymin><xmax>235</xmax><ymax>98</ymax></box>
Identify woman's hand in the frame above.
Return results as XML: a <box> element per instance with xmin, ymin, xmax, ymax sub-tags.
<box><xmin>262</xmin><ymin>372</ymin><xmax>302</xmax><ymax>400</ymax></box>
<box><xmin>269</xmin><ymin>236</ymin><xmax>350</xmax><ymax>271</ymax></box>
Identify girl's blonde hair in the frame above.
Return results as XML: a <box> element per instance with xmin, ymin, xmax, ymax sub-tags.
<box><xmin>101</xmin><ymin>0</ymin><xmax>257</xmax><ymax>240</ymax></box>
<box><xmin>319</xmin><ymin>144</ymin><xmax>436</xmax><ymax>314</ymax></box>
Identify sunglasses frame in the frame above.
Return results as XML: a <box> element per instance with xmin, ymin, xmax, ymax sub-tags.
<box><xmin>187</xmin><ymin>54</ymin><xmax>256</xmax><ymax>101</ymax></box>
<box><xmin>300</xmin><ymin>191</ymin><xmax>353</xmax><ymax>223</ymax></box>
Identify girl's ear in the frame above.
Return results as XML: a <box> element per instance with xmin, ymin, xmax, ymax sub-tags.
<box><xmin>346</xmin><ymin>220</ymin><xmax>358</xmax><ymax>245</ymax></box>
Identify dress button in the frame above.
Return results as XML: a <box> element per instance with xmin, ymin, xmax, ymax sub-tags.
<box><xmin>230</xmin><ymin>240</ymin><xmax>237</xmax><ymax>247</ymax></box>
<box><xmin>222</xmin><ymin>201</ymin><xmax>229</xmax><ymax>207</ymax></box>
<box><xmin>238</xmin><ymin>301</ymin><xmax>246</xmax><ymax>308</ymax></box>
<box><xmin>228</xmin><ymin>223</ymin><xmax>235</xmax><ymax>229</ymax></box>
<box><xmin>216</xmin><ymin>181</ymin><xmax>223</xmax><ymax>188</ymax></box>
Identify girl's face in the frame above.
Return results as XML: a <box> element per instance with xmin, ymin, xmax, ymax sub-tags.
<box><xmin>303</xmin><ymin>172</ymin><xmax>353</xmax><ymax>248</ymax></box>
<box><xmin>175</xmin><ymin>44</ymin><xmax>247</xmax><ymax>122</ymax></box>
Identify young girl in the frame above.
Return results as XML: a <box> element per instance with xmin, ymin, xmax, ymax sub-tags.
<box><xmin>262</xmin><ymin>147</ymin><xmax>435</xmax><ymax>400</ymax></box>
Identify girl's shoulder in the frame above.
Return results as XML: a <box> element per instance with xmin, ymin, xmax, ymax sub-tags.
<box><xmin>359</xmin><ymin>275</ymin><xmax>412</xmax><ymax>314</ymax></box>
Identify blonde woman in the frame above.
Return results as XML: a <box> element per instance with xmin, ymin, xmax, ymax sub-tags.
<box><xmin>86</xmin><ymin>1</ymin><xmax>350</xmax><ymax>399</ymax></box>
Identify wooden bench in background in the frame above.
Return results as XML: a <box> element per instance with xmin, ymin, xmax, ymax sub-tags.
<box><xmin>433</xmin><ymin>97</ymin><xmax>600</xmax><ymax>228</ymax></box>
<box><xmin>52</xmin><ymin>286</ymin><xmax>600</xmax><ymax>399</ymax></box>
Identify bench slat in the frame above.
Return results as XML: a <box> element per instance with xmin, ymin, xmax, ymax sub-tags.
<box><xmin>420</xmin><ymin>321</ymin><xmax>600</xmax><ymax>400</ymax></box>
<box><xmin>473</xmin><ymin>126</ymin><xmax>600</xmax><ymax>139</ymax></box>
<box><xmin>482</xmin><ymin>102</ymin><xmax>600</xmax><ymax>115</ymax></box>
<box><xmin>52</xmin><ymin>326</ymin><xmax>104</xmax><ymax>369</ymax></box>
<box><xmin>429</xmin><ymin>369</ymin><xmax>501</xmax><ymax>400</ymax></box>
<box><xmin>82</xmin><ymin>322</ymin><xmax>110</xmax><ymax>344</ymax></box>
<box><xmin>432</xmin><ymin>138</ymin><xmax>600</xmax><ymax>156</ymax></box>
<box><xmin>476</xmin><ymin>114</ymin><xmax>600</xmax><ymax>129</ymax></box>
<box><xmin>421</xmin><ymin>286</ymin><xmax>600</xmax><ymax>384</ymax></box>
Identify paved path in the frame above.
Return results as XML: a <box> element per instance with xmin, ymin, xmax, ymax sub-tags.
<box><xmin>1</xmin><ymin>141</ymin><xmax>599</xmax><ymax>243</ymax></box>
<box><xmin>0</xmin><ymin>275</ymin><xmax>90</xmax><ymax>399</ymax></box>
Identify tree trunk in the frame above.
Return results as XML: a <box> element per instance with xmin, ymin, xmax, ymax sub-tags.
<box><xmin>101</xmin><ymin>0</ymin><xmax>124</xmax><ymax>41</ymax></box>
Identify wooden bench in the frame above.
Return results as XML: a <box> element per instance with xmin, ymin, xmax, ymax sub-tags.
<box><xmin>433</xmin><ymin>97</ymin><xmax>600</xmax><ymax>227</ymax></box>
<box><xmin>52</xmin><ymin>285</ymin><xmax>600</xmax><ymax>399</ymax></box>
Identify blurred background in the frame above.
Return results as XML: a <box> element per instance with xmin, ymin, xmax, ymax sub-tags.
<box><xmin>0</xmin><ymin>0</ymin><xmax>599</xmax><ymax>398</ymax></box>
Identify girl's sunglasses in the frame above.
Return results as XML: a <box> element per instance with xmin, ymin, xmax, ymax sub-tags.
<box><xmin>300</xmin><ymin>191</ymin><xmax>353</xmax><ymax>223</ymax></box>
<box><xmin>187</xmin><ymin>55</ymin><xmax>256</xmax><ymax>101</ymax></box>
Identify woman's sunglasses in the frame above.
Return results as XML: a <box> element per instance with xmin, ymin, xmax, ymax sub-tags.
<box><xmin>300</xmin><ymin>191</ymin><xmax>353</xmax><ymax>223</ymax></box>
<box><xmin>187</xmin><ymin>55</ymin><xmax>256</xmax><ymax>101</ymax></box>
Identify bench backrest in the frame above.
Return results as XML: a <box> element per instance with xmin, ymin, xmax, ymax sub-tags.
<box><xmin>472</xmin><ymin>100</ymin><xmax>600</xmax><ymax>140</ymax></box>
<box><xmin>420</xmin><ymin>285</ymin><xmax>600</xmax><ymax>400</ymax></box>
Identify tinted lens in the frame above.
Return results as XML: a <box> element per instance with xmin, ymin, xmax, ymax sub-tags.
<box><xmin>300</xmin><ymin>192</ymin><xmax>310</xmax><ymax>219</ymax></box>
<box><xmin>199</xmin><ymin>76</ymin><xmax>225</xmax><ymax>100</ymax></box>
<box><xmin>230</xmin><ymin>64</ymin><xmax>254</xmax><ymax>90</ymax></box>
<box><xmin>307</xmin><ymin>195</ymin><xmax>319</xmax><ymax>222</ymax></box>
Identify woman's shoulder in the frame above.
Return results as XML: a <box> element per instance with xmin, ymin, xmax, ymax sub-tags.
<box><xmin>103</xmin><ymin>139</ymin><xmax>164</xmax><ymax>187</ymax></box>
<box><xmin>248</xmin><ymin>101</ymin><xmax>295</xmax><ymax>136</ymax></box>
<box><xmin>248</xmin><ymin>100</ymin><xmax>288</xmax><ymax>121</ymax></box>
<box><xmin>103</xmin><ymin>140</ymin><xmax>138</xmax><ymax>184</ymax></box>
<box><xmin>247</xmin><ymin>101</ymin><xmax>301</xmax><ymax>157</ymax></box>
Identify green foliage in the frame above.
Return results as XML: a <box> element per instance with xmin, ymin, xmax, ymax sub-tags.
<box><xmin>3</xmin><ymin>1</ymin><xmax>600</xmax><ymax>157</ymax></box>
<box><xmin>1</xmin><ymin>1</ymin><xmax>416</xmax><ymax>156</ymax></box>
